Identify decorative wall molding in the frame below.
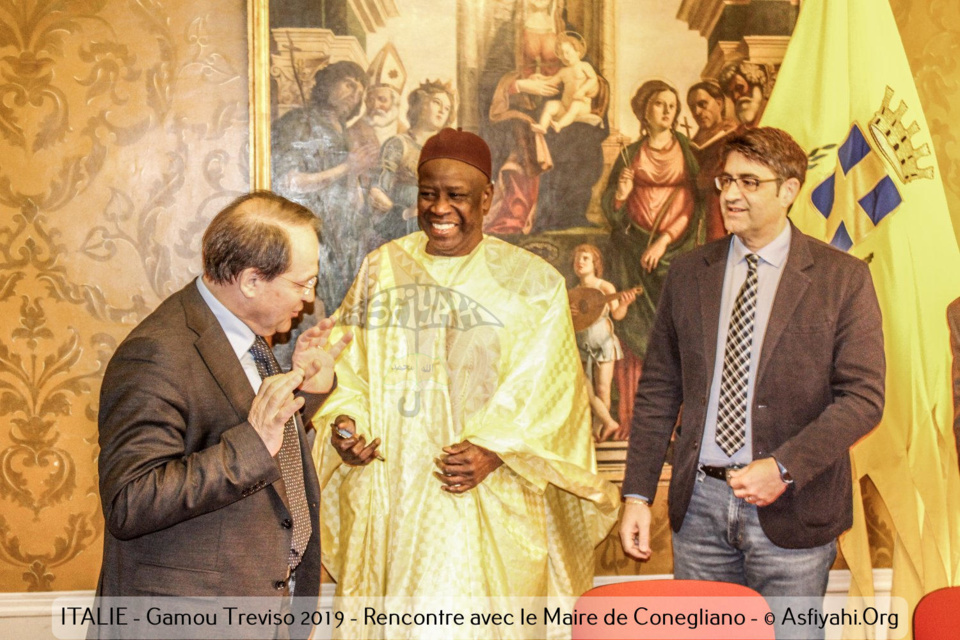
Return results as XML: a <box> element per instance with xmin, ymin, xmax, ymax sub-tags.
<box><xmin>741</xmin><ymin>35</ymin><xmax>791</xmax><ymax>64</ymax></box>
<box><xmin>702</xmin><ymin>39</ymin><xmax>747</xmax><ymax>78</ymax></box>
<box><xmin>677</xmin><ymin>0</ymin><xmax>731</xmax><ymax>38</ymax></box>
<box><xmin>347</xmin><ymin>0</ymin><xmax>401</xmax><ymax>34</ymax></box>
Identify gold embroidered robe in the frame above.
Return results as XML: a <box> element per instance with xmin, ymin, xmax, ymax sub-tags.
<box><xmin>313</xmin><ymin>233</ymin><xmax>619</xmax><ymax>637</ymax></box>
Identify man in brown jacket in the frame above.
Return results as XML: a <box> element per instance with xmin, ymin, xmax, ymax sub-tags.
<box><xmin>619</xmin><ymin>128</ymin><xmax>885</xmax><ymax>603</ymax></box>
<box><xmin>94</xmin><ymin>192</ymin><xmax>347</xmax><ymax>638</ymax></box>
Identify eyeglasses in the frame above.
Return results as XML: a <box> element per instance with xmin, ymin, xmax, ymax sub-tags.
<box><xmin>714</xmin><ymin>175</ymin><xmax>781</xmax><ymax>193</ymax></box>
<box><xmin>278</xmin><ymin>275</ymin><xmax>318</xmax><ymax>296</ymax></box>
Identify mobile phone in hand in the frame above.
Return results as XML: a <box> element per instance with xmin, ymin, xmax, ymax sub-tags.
<box><xmin>333</xmin><ymin>424</ymin><xmax>385</xmax><ymax>461</ymax></box>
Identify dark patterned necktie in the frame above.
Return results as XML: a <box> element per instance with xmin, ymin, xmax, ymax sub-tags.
<box><xmin>249</xmin><ymin>336</ymin><xmax>311</xmax><ymax>569</ymax></box>
<box><xmin>715</xmin><ymin>253</ymin><xmax>760</xmax><ymax>456</ymax></box>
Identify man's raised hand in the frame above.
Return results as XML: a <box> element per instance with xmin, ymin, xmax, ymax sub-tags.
<box><xmin>292</xmin><ymin>317</ymin><xmax>352</xmax><ymax>394</ymax></box>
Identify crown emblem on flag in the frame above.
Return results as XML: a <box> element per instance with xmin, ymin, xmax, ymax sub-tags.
<box><xmin>868</xmin><ymin>86</ymin><xmax>933</xmax><ymax>184</ymax></box>
<box><xmin>806</xmin><ymin>84</ymin><xmax>940</xmax><ymax>251</ymax></box>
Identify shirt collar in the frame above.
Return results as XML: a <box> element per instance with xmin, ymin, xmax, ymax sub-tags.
<box><xmin>195</xmin><ymin>276</ymin><xmax>257</xmax><ymax>359</ymax></box>
<box><xmin>730</xmin><ymin>223</ymin><xmax>791</xmax><ymax>268</ymax></box>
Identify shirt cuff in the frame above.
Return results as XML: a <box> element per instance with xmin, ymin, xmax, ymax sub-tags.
<box><xmin>774</xmin><ymin>458</ymin><xmax>794</xmax><ymax>484</ymax></box>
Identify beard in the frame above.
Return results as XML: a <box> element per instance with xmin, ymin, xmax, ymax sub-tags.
<box><xmin>367</xmin><ymin>104</ymin><xmax>400</xmax><ymax>129</ymax></box>
<box><xmin>735</xmin><ymin>89</ymin><xmax>765</xmax><ymax>126</ymax></box>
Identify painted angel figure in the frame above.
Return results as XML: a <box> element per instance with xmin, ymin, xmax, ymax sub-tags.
<box><xmin>569</xmin><ymin>244</ymin><xmax>637</xmax><ymax>442</ymax></box>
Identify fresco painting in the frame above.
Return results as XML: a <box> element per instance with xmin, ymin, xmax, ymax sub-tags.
<box><xmin>264</xmin><ymin>0</ymin><xmax>799</xmax><ymax>443</ymax></box>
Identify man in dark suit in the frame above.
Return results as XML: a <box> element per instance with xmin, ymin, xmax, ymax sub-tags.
<box><xmin>619</xmin><ymin>128</ymin><xmax>885</xmax><ymax>601</ymax></box>
<box><xmin>94</xmin><ymin>192</ymin><xmax>347</xmax><ymax>637</ymax></box>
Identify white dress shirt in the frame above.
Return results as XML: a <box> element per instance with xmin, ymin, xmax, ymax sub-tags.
<box><xmin>195</xmin><ymin>276</ymin><xmax>263</xmax><ymax>392</ymax></box>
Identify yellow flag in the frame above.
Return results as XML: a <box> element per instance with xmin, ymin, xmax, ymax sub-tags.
<box><xmin>761</xmin><ymin>0</ymin><xmax>960</xmax><ymax>625</ymax></box>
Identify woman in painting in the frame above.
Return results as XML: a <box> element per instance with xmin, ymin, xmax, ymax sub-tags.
<box><xmin>601</xmin><ymin>79</ymin><xmax>704</xmax><ymax>436</ymax></box>
<box><xmin>368</xmin><ymin>79</ymin><xmax>457</xmax><ymax>243</ymax></box>
<box><xmin>480</xmin><ymin>0</ymin><xmax>608</xmax><ymax>234</ymax></box>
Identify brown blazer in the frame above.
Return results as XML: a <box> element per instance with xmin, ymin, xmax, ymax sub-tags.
<box><xmin>622</xmin><ymin>225</ymin><xmax>885</xmax><ymax>548</ymax></box>
<box><xmin>95</xmin><ymin>281</ymin><xmax>324</xmax><ymax>628</ymax></box>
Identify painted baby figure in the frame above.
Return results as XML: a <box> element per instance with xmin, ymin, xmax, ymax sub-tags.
<box><xmin>531</xmin><ymin>31</ymin><xmax>600</xmax><ymax>134</ymax></box>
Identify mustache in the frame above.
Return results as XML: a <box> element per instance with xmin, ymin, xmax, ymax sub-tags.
<box><xmin>367</xmin><ymin>104</ymin><xmax>400</xmax><ymax>119</ymax></box>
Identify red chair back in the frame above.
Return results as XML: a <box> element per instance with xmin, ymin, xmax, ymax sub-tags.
<box><xmin>914</xmin><ymin>586</ymin><xmax>960</xmax><ymax>639</ymax></box>
<box><xmin>571</xmin><ymin>579</ymin><xmax>776</xmax><ymax>639</ymax></box>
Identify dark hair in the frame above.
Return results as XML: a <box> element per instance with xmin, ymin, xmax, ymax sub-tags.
<box><xmin>407</xmin><ymin>80</ymin><xmax>457</xmax><ymax>130</ymax></box>
<box><xmin>719</xmin><ymin>127</ymin><xmax>807</xmax><ymax>187</ymax></box>
<box><xmin>310</xmin><ymin>60</ymin><xmax>367</xmax><ymax>115</ymax></box>
<box><xmin>202</xmin><ymin>192</ymin><xmax>319</xmax><ymax>285</ymax></box>
<box><xmin>686</xmin><ymin>80</ymin><xmax>724</xmax><ymax>109</ymax></box>
<box><xmin>630</xmin><ymin>80</ymin><xmax>680</xmax><ymax>134</ymax></box>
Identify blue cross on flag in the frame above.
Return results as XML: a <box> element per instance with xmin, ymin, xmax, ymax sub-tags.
<box><xmin>810</xmin><ymin>124</ymin><xmax>902</xmax><ymax>251</ymax></box>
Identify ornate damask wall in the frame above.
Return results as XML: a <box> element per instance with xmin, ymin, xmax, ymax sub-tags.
<box><xmin>0</xmin><ymin>0</ymin><xmax>251</xmax><ymax>591</ymax></box>
<box><xmin>0</xmin><ymin>0</ymin><xmax>957</xmax><ymax>594</ymax></box>
<box><xmin>892</xmin><ymin>0</ymin><xmax>960</xmax><ymax>245</ymax></box>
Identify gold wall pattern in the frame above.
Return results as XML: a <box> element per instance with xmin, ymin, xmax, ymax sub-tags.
<box><xmin>0</xmin><ymin>0</ymin><xmax>956</xmax><ymax>593</ymax></box>
<box><xmin>892</xmin><ymin>0</ymin><xmax>960</xmax><ymax>246</ymax></box>
<box><xmin>0</xmin><ymin>0</ymin><xmax>250</xmax><ymax>591</ymax></box>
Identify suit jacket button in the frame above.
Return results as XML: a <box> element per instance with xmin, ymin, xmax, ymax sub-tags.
<box><xmin>275</xmin><ymin>580</ymin><xmax>286</xmax><ymax>590</ymax></box>
<box><xmin>282</xmin><ymin>518</ymin><xmax>292</xmax><ymax>529</ymax></box>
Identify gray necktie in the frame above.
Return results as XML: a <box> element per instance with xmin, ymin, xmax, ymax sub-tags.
<box><xmin>715</xmin><ymin>253</ymin><xmax>759</xmax><ymax>456</ymax></box>
<box><xmin>249</xmin><ymin>336</ymin><xmax>311</xmax><ymax>569</ymax></box>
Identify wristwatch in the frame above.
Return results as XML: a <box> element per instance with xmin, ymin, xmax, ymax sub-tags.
<box><xmin>775</xmin><ymin>458</ymin><xmax>794</xmax><ymax>485</ymax></box>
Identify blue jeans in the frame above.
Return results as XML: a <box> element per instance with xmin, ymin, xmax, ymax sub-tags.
<box><xmin>672</xmin><ymin>472</ymin><xmax>837</xmax><ymax>638</ymax></box>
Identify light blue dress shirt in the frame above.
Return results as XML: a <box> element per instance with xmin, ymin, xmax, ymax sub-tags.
<box><xmin>698</xmin><ymin>223</ymin><xmax>792</xmax><ymax>466</ymax></box>
<box><xmin>195</xmin><ymin>276</ymin><xmax>263</xmax><ymax>392</ymax></box>
<box><xmin>625</xmin><ymin>224</ymin><xmax>793</xmax><ymax>503</ymax></box>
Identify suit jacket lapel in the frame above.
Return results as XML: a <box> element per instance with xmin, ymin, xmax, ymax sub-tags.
<box><xmin>182</xmin><ymin>281</ymin><xmax>297</xmax><ymax>513</ymax></box>
<box><xmin>697</xmin><ymin>238</ymin><xmax>731</xmax><ymax>395</ymax></box>
<box><xmin>182</xmin><ymin>281</ymin><xmax>256</xmax><ymax>421</ymax></box>
<box><xmin>756</xmin><ymin>225</ymin><xmax>814</xmax><ymax>384</ymax></box>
